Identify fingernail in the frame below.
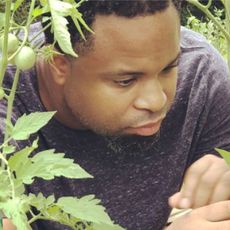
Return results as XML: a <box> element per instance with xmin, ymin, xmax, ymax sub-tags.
<box><xmin>179</xmin><ymin>198</ymin><xmax>191</xmax><ymax>209</ymax></box>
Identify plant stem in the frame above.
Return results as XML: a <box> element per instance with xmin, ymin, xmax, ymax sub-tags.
<box><xmin>26</xmin><ymin>0</ymin><xmax>36</xmax><ymax>28</ymax></box>
<box><xmin>224</xmin><ymin>0</ymin><xmax>230</xmax><ymax>70</ymax></box>
<box><xmin>29</xmin><ymin>22</ymin><xmax>52</xmax><ymax>44</ymax></box>
<box><xmin>0</xmin><ymin>0</ymin><xmax>12</xmax><ymax>88</ymax></box>
<box><xmin>3</xmin><ymin>68</ymin><xmax>20</xmax><ymax>143</ymax></box>
<box><xmin>28</xmin><ymin>214</ymin><xmax>46</xmax><ymax>224</ymax></box>
<box><xmin>187</xmin><ymin>0</ymin><xmax>230</xmax><ymax>41</ymax></box>
<box><xmin>0</xmin><ymin>153</ymin><xmax>15</xmax><ymax>198</ymax></box>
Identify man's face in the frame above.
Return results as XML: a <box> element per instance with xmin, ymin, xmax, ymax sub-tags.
<box><xmin>62</xmin><ymin>4</ymin><xmax>180</xmax><ymax>136</ymax></box>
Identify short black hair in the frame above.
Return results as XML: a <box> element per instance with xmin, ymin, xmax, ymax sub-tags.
<box><xmin>43</xmin><ymin>0</ymin><xmax>183</xmax><ymax>55</ymax></box>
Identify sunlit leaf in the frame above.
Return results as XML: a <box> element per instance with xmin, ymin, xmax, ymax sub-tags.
<box><xmin>216</xmin><ymin>148</ymin><xmax>230</xmax><ymax>167</ymax></box>
<box><xmin>11</xmin><ymin>111</ymin><xmax>56</xmax><ymax>140</ymax></box>
<box><xmin>58</xmin><ymin>195</ymin><xmax>113</xmax><ymax>225</ymax></box>
<box><xmin>0</xmin><ymin>167</ymin><xmax>11</xmax><ymax>201</ymax></box>
<box><xmin>9</xmin><ymin>148</ymin><xmax>92</xmax><ymax>185</ymax></box>
<box><xmin>48</xmin><ymin>0</ymin><xmax>77</xmax><ymax>57</ymax></box>
<box><xmin>0</xmin><ymin>197</ymin><xmax>31</xmax><ymax>230</ymax></box>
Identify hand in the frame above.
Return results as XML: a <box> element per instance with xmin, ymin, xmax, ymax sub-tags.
<box><xmin>169</xmin><ymin>154</ymin><xmax>230</xmax><ymax>209</ymax></box>
<box><xmin>166</xmin><ymin>201</ymin><xmax>230</xmax><ymax>230</ymax></box>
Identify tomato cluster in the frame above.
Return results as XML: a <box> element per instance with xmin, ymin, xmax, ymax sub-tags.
<box><xmin>0</xmin><ymin>33</ymin><xmax>36</xmax><ymax>70</ymax></box>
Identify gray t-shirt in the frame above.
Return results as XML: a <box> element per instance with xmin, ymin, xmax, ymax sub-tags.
<box><xmin>1</xmin><ymin>27</ymin><xmax>230</xmax><ymax>230</ymax></box>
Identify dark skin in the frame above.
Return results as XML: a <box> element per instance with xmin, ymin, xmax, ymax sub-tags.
<box><xmin>4</xmin><ymin>2</ymin><xmax>230</xmax><ymax>230</ymax></box>
<box><xmin>37</xmin><ymin>4</ymin><xmax>180</xmax><ymax>136</ymax></box>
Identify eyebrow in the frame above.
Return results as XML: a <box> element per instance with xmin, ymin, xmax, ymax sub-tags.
<box><xmin>102</xmin><ymin>50</ymin><xmax>181</xmax><ymax>78</ymax></box>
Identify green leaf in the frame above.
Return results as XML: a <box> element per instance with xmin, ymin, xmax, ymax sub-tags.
<box><xmin>49</xmin><ymin>0</ymin><xmax>72</xmax><ymax>16</ymax></box>
<box><xmin>2</xmin><ymin>145</ymin><xmax>16</xmax><ymax>154</ymax></box>
<box><xmin>0</xmin><ymin>167</ymin><xmax>11</xmax><ymax>201</ymax></box>
<box><xmin>11</xmin><ymin>111</ymin><xmax>56</xmax><ymax>140</ymax></box>
<box><xmin>57</xmin><ymin>195</ymin><xmax>114</xmax><ymax>225</ymax></box>
<box><xmin>9</xmin><ymin>147</ymin><xmax>92</xmax><ymax>185</ymax></box>
<box><xmin>8</xmin><ymin>139</ymin><xmax>38</xmax><ymax>174</ymax></box>
<box><xmin>32</xmin><ymin>5</ymin><xmax>50</xmax><ymax>18</ymax></box>
<box><xmin>0</xmin><ymin>197</ymin><xmax>31</xmax><ymax>230</ymax></box>
<box><xmin>13</xmin><ymin>0</ymin><xmax>26</xmax><ymax>12</ymax></box>
<box><xmin>27</xmin><ymin>193</ymin><xmax>55</xmax><ymax>211</ymax></box>
<box><xmin>31</xmin><ymin>149</ymin><xmax>92</xmax><ymax>179</ymax></box>
<box><xmin>27</xmin><ymin>193</ymin><xmax>86</xmax><ymax>230</ymax></box>
<box><xmin>48</xmin><ymin>0</ymin><xmax>78</xmax><ymax>57</ymax></box>
<box><xmin>215</xmin><ymin>148</ymin><xmax>230</xmax><ymax>166</ymax></box>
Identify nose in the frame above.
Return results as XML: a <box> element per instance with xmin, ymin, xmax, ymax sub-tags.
<box><xmin>134</xmin><ymin>79</ymin><xmax>167</xmax><ymax>112</ymax></box>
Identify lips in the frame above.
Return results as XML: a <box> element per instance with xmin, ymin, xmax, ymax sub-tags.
<box><xmin>127</xmin><ymin>119</ymin><xmax>163</xmax><ymax>136</ymax></box>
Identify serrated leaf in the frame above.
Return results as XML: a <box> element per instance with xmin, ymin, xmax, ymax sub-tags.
<box><xmin>32</xmin><ymin>5</ymin><xmax>50</xmax><ymax>18</ymax></box>
<box><xmin>215</xmin><ymin>148</ymin><xmax>230</xmax><ymax>167</ymax></box>
<box><xmin>11</xmin><ymin>111</ymin><xmax>56</xmax><ymax>140</ymax></box>
<box><xmin>57</xmin><ymin>195</ymin><xmax>113</xmax><ymax>225</ymax></box>
<box><xmin>0</xmin><ymin>167</ymin><xmax>11</xmax><ymax>201</ymax></box>
<box><xmin>27</xmin><ymin>193</ymin><xmax>55</xmax><ymax>211</ymax></box>
<box><xmin>50</xmin><ymin>0</ymin><xmax>72</xmax><ymax>16</ymax></box>
<box><xmin>48</xmin><ymin>0</ymin><xmax>78</xmax><ymax>57</ymax></box>
<box><xmin>10</xmin><ymin>148</ymin><xmax>92</xmax><ymax>185</ymax></box>
<box><xmin>0</xmin><ymin>197</ymin><xmax>31</xmax><ymax>230</ymax></box>
<box><xmin>27</xmin><ymin>194</ymin><xmax>85</xmax><ymax>230</ymax></box>
<box><xmin>8</xmin><ymin>139</ymin><xmax>38</xmax><ymax>174</ymax></box>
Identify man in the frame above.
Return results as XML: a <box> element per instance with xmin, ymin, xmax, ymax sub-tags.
<box><xmin>1</xmin><ymin>0</ymin><xmax>230</xmax><ymax>229</ymax></box>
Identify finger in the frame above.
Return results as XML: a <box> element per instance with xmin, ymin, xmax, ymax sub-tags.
<box><xmin>181</xmin><ymin>155</ymin><xmax>213</xmax><ymax>203</ymax></box>
<box><xmin>168</xmin><ymin>192</ymin><xmax>191</xmax><ymax>209</ymax></box>
<box><xmin>195</xmin><ymin>201</ymin><xmax>230</xmax><ymax>222</ymax></box>
<box><xmin>192</xmin><ymin>158</ymin><xmax>229</xmax><ymax>207</ymax></box>
<box><xmin>209</xmin><ymin>171</ymin><xmax>230</xmax><ymax>204</ymax></box>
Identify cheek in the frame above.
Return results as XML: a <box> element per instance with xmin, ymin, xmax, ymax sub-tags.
<box><xmin>162</xmin><ymin>71</ymin><xmax>178</xmax><ymax>104</ymax></box>
<box><xmin>64</xmin><ymin>81</ymin><xmax>132</xmax><ymax>123</ymax></box>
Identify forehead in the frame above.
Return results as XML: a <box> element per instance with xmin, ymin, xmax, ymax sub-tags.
<box><xmin>73</xmin><ymin>4</ymin><xmax>180</xmax><ymax>74</ymax></box>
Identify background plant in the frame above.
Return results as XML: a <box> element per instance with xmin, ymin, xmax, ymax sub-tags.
<box><xmin>0</xmin><ymin>0</ymin><xmax>124</xmax><ymax>229</ymax></box>
<box><xmin>186</xmin><ymin>0</ymin><xmax>230</xmax><ymax>70</ymax></box>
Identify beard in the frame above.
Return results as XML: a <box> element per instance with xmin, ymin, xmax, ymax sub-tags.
<box><xmin>63</xmin><ymin>97</ymin><xmax>163</xmax><ymax>155</ymax></box>
<box><xmin>102</xmin><ymin>130</ymin><xmax>161</xmax><ymax>156</ymax></box>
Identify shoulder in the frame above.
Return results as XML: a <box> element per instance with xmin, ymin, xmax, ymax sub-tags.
<box><xmin>179</xmin><ymin>26</ymin><xmax>228</xmax><ymax>78</ymax></box>
<box><xmin>178</xmin><ymin>27</ymin><xmax>229</xmax><ymax>95</ymax></box>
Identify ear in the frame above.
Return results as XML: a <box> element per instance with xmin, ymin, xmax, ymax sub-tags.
<box><xmin>49</xmin><ymin>54</ymin><xmax>71</xmax><ymax>86</ymax></box>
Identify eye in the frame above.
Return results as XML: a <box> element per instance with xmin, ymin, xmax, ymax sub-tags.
<box><xmin>162</xmin><ymin>63</ymin><xmax>178</xmax><ymax>74</ymax></box>
<box><xmin>114</xmin><ymin>78</ymin><xmax>137</xmax><ymax>87</ymax></box>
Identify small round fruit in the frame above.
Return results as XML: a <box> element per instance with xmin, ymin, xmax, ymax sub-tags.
<box><xmin>0</xmin><ymin>33</ymin><xmax>19</xmax><ymax>53</ymax></box>
<box><xmin>0</xmin><ymin>87</ymin><xmax>5</xmax><ymax>100</ymax></box>
<box><xmin>15</xmin><ymin>46</ymin><xmax>36</xmax><ymax>71</ymax></box>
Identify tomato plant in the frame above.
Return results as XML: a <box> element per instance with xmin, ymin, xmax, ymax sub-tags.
<box><xmin>0</xmin><ymin>33</ymin><xmax>19</xmax><ymax>54</ymax></box>
<box><xmin>0</xmin><ymin>87</ymin><xmax>4</xmax><ymax>100</ymax></box>
<box><xmin>14</xmin><ymin>46</ymin><xmax>36</xmax><ymax>70</ymax></box>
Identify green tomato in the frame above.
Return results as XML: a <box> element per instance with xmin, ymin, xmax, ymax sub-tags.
<box><xmin>15</xmin><ymin>46</ymin><xmax>36</xmax><ymax>71</ymax></box>
<box><xmin>0</xmin><ymin>33</ymin><xmax>19</xmax><ymax>53</ymax></box>
<box><xmin>0</xmin><ymin>87</ymin><xmax>4</xmax><ymax>100</ymax></box>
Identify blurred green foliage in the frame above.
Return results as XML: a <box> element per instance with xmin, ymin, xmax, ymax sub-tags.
<box><xmin>185</xmin><ymin>7</ymin><xmax>227</xmax><ymax>59</ymax></box>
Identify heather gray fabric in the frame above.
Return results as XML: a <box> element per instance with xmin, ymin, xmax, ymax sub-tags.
<box><xmin>1</xmin><ymin>26</ymin><xmax>230</xmax><ymax>230</ymax></box>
